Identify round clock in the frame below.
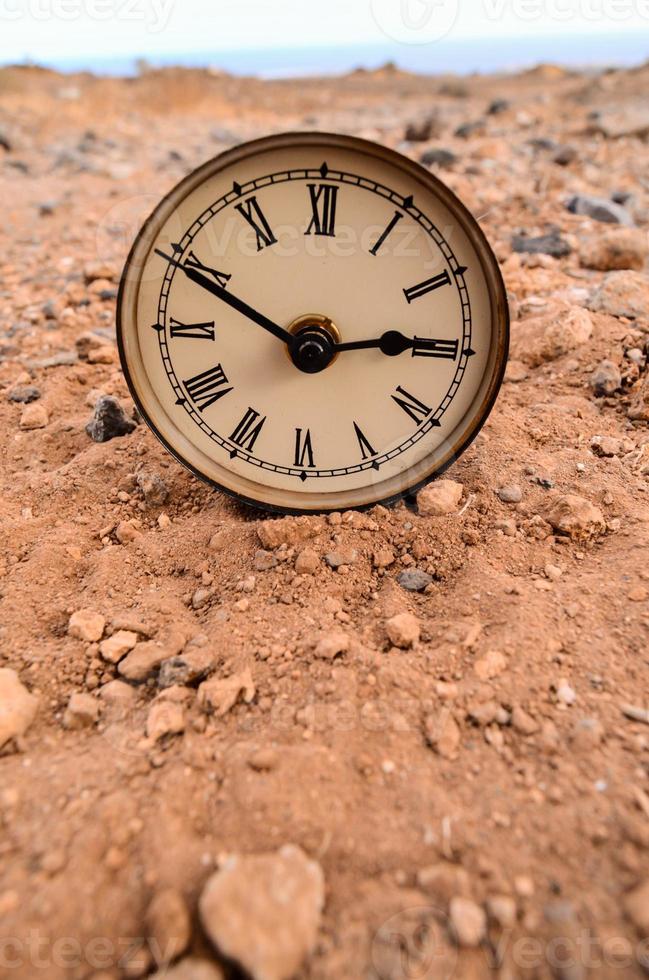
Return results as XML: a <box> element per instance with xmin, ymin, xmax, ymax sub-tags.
<box><xmin>117</xmin><ymin>132</ymin><xmax>508</xmax><ymax>514</ymax></box>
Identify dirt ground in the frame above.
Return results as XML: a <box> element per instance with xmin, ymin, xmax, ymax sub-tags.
<box><xmin>1</xmin><ymin>60</ymin><xmax>649</xmax><ymax>980</ymax></box>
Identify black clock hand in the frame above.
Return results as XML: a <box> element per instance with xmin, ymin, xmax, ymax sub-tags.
<box><xmin>334</xmin><ymin>331</ymin><xmax>422</xmax><ymax>356</ymax></box>
<box><xmin>154</xmin><ymin>249</ymin><xmax>294</xmax><ymax>345</ymax></box>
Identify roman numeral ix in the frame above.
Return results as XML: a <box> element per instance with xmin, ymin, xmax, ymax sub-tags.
<box><xmin>305</xmin><ymin>183</ymin><xmax>338</xmax><ymax>237</ymax></box>
<box><xmin>184</xmin><ymin>364</ymin><xmax>233</xmax><ymax>411</ymax></box>
<box><xmin>404</xmin><ymin>269</ymin><xmax>451</xmax><ymax>303</ymax></box>
<box><xmin>235</xmin><ymin>196</ymin><xmax>277</xmax><ymax>251</ymax></box>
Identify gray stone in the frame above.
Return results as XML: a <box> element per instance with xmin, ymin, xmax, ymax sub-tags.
<box><xmin>86</xmin><ymin>395</ymin><xmax>136</xmax><ymax>442</ymax></box>
<box><xmin>397</xmin><ymin>569</ymin><xmax>433</xmax><ymax>592</ymax></box>
<box><xmin>512</xmin><ymin>230</ymin><xmax>571</xmax><ymax>258</ymax></box>
<box><xmin>567</xmin><ymin>194</ymin><xmax>634</xmax><ymax>226</ymax></box>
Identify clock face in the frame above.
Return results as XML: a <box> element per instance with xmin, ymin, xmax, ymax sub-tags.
<box><xmin>118</xmin><ymin>132</ymin><xmax>508</xmax><ymax>513</ymax></box>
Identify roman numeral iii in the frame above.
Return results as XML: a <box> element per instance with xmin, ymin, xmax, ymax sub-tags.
<box><xmin>403</xmin><ymin>269</ymin><xmax>451</xmax><ymax>303</ymax></box>
<box><xmin>412</xmin><ymin>337</ymin><xmax>459</xmax><ymax>359</ymax></box>
<box><xmin>305</xmin><ymin>184</ymin><xmax>338</xmax><ymax>237</ymax></box>
<box><xmin>184</xmin><ymin>364</ymin><xmax>233</xmax><ymax>411</ymax></box>
<box><xmin>294</xmin><ymin>428</ymin><xmax>315</xmax><ymax>468</ymax></box>
<box><xmin>230</xmin><ymin>407</ymin><xmax>266</xmax><ymax>451</ymax></box>
<box><xmin>392</xmin><ymin>386</ymin><xmax>432</xmax><ymax>424</ymax></box>
<box><xmin>234</xmin><ymin>197</ymin><xmax>277</xmax><ymax>251</ymax></box>
<box><xmin>170</xmin><ymin>317</ymin><xmax>215</xmax><ymax>341</ymax></box>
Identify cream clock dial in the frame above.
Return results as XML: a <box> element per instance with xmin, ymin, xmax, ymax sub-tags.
<box><xmin>117</xmin><ymin>132</ymin><xmax>508</xmax><ymax>513</ymax></box>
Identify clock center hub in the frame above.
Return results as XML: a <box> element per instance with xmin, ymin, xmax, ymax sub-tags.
<box><xmin>286</xmin><ymin>313</ymin><xmax>341</xmax><ymax>375</ymax></box>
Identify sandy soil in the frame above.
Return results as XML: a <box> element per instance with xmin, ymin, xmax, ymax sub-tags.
<box><xmin>1</xmin><ymin>60</ymin><xmax>649</xmax><ymax>980</ymax></box>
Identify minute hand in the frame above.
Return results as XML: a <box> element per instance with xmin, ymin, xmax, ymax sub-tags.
<box><xmin>154</xmin><ymin>248</ymin><xmax>293</xmax><ymax>345</ymax></box>
<box><xmin>335</xmin><ymin>331</ymin><xmax>423</xmax><ymax>357</ymax></box>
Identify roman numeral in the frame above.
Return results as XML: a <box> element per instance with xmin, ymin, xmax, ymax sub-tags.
<box><xmin>230</xmin><ymin>407</ymin><xmax>266</xmax><ymax>452</ymax></box>
<box><xmin>370</xmin><ymin>211</ymin><xmax>403</xmax><ymax>256</ymax></box>
<box><xmin>404</xmin><ymin>270</ymin><xmax>451</xmax><ymax>304</ymax></box>
<box><xmin>353</xmin><ymin>422</ymin><xmax>377</xmax><ymax>460</ymax></box>
<box><xmin>305</xmin><ymin>184</ymin><xmax>338</xmax><ymax>237</ymax></box>
<box><xmin>412</xmin><ymin>337</ymin><xmax>459</xmax><ymax>360</ymax></box>
<box><xmin>184</xmin><ymin>251</ymin><xmax>231</xmax><ymax>287</ymax></box>
<box><xmin>392</xmin><ymin>386</ymin><xmax>432</xmax><ymax>424</ymax></box>
<box><xmin>294</xmin><ymin>428</ymin><xmax>315</xmax><ymax>468</ymax></box>
<box><xmin>169</xmin><ymin>317</ymin><xmax>215</xmax><ymax>341</ymax></box>
<box><xmin>184</xmin><ymin>364</ymin><xmax>232</xmax><ymax>411</ymax></box>
<box><xmin>234</xmin><ymin>196</ymin><xmax>277</xmax><ymax>251</ymax></box>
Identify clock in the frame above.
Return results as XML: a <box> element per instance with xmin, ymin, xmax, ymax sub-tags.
<box><xmin>117</xmin><ymin>132</ymin><xmax>508</xmax><ymax>514</ymax></box>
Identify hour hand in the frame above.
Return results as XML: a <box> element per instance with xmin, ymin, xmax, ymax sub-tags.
<box><xmin>154</xmin><ymin>248</ymin><xmax>293</xmax><ymax>345</ymax></box>
<box><xmin>334</xmin><ymin>331</ymin><xmax>459</xmax><ymax>359</ymax></box>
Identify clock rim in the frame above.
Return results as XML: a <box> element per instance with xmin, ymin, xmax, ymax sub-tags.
<box><xmin>117</xmin><ymin>130</ymin><xmax>509</xmax><ymax>515</ymax></box>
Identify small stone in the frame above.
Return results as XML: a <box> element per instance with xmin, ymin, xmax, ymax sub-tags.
<box><xmin>512</xmin><ymin>230</ymin><xmax>571</xmax><ymax>258</ymax></box>
<box><xmin>567</xmin><ymin>194</ymin><xmax>634</xmax><ymax>226</ymax></box>
<box><xmin>248</xmin><ymin>747</ymin><xmax>279</xmax><ymax>771</ymax></box>
<box><xmin>486</xmin><ymin>895</ymin><xmax>517</xmax><ymax>929</ymax></box>
<box><xmin>580</xmin><ymin>227</ymin><xmax>648</xmax><ymax>271</ymax></box>
<box><xmin>295</xmin><ymin>548</ymin><xmax>319</xmax><ymax>575</ymax></box>
<box><xmin>424</xmin><ymin>709</ymin><xmax>460</xmax><ymax>759</ymax></box>
<box><xmin>119</xmin><ymin>631</ymin><xmax>186</xmax><ymax>682</ymax></box>
<box><xmin>19</xmin><ymin>403</ymin><xmax>48</xmax><ymax>429</ymax></box>
<box><xmin>8</xmin><ymin>385</ymin><xmax>40</xmax><ymax>403</ymax></box>
<box><xmin>86</xmin><ymin>395</ymin><xmax>136</xmax><ymax>442</ymax></box>
<box><xmin>588</xmin><ymin>271</ymin><xmax>649</xmax><ymax>320</ymax></box>
<box><xmin>474</xmin><ymin>650</ymin><xmax>507</xmax><ymax>681</ymax></box>
<box><xmin>449</xmin><ymin>896</ymin><xmax>487</xmax><ymax>947</ymax></box>
<box><xmin>63</xmin><ymin>692</ymin><xmax>99</xmax><ymax>730</ymax></box>
<box><xmin>192</xmin><ymin>587</ymin><xmax>214</xmax><ymax>610</ymax></box>
<box><xmin>199</xmin><ymin>845</ymin><xmax>324</xmax><ymax>980</ymax></box>
<box><xmin>137</xmin><ymin>471</ymin><xmax>169</xmax><ymax>507</ymax></box>
<box><xmin>556</xmin><ymin>679</ymin><xmax>577</xmax><ymax>706</ymax></box>
<box><xmin>624</xmin><ymin>879</ymin><xmax>649</xmax><ymax>936</ymax></box>
<box><xmin>99</xmin><ymin>630</ymin><xmax>138</xmax><ymax>663</ymax></box>
<box><xmin>158</xmin><ymin>649</ymin><xmax>214</xmax><ymax>688</ymax></box>
<box><xmin>417</xmin><ymin>479</ymin><xmax>463</xmax><ymax>516</ymax></box>
<box><xmin>545</xmin><ymin>563</ymin><xmax>563</xmax><ymax>582</ymax></box>
<box><xmin>496</xmin><ymin>484</ymin><xmax>522</xmax><ymax>504</ymax></box>
<box><xmin>590</xmin><ymin>435</ymin><xmax>633</xmax><ymax>458</ymax></box>
<box><xmin>504</xmin><ymin>359</ymin><xmax>528</xmax><ymax>383</ymax></box>
<box><xmin>324</xmin><ymin>550</ymin><xmax>356</xmax><ymax>569</ymax></box>
<box><xmin>68</xmin><ymin>609</ymin><xmax>105</xmax><ymax>643</ymax></box>
<box><xmin>98</xmin><ymin>679</ymin><xmax>137</xmax><ymax>704</ymax></box>
<box><xmin>511</xmin><ymin>706</ymin><xmax>538</xmax><ymax>735</ymax></box>
<box><xmin>590</xmin><ymin>360</ymin><xmax>621</xmax><ymax>397</ymax></box>
<box><xmin>198</xmin><ymin>667</ymin><xmax>255</xmax><ymax>716</ymax></box>
<box><xmin>552</xmin><ymin>144</ymin><xmax>577</xmax><ymax>165</ymax></box>
<box><xmin>543</xmin><ymin>494</ymin><xmax>606</xmax><ymax>542</ymax></box>
<box><xmin>208</xmin><ymin>530</ymin><xmax>228</xmax><ymax>551</ymax></box>
<box><xmin>254</xmin><ymin>550</ymin><xmax>278</xmax><ymax>572</ymax></box>
<box><xmin>420</xmin><ymin>147</ymin><xmax>457</xmax><ymax>168</ymax></box>
<box><xmin>512</xmin><ymin>305</ymin><xmax>593</xmax><ymax>367</ymax></box>
<box><xmin>115</xmin><ymin>520</ymin><xmax>143</xmax><ymax>544</ymax></box>
<box><xmin>146</xmin><ymin>888</ymin><xmax>191</xmax><ymax>965</ymax></box>
<box><xmin>372</xmin><ymin>547</ymin><xmax>395</xmax><ymax>569</ymax></box>
<box><xmin>146</xmin><ymin>701</ymin><xmax>185</xmax><ymax>741</ymax></box>
<box><xmin>487</xmin><ymin>97</ymin><xmax>510</xmax><ymax>115</ymax></box>
<box><xmin>314</xmin><ymin>631</ymin><xmax>349</xmax><ymax>660</ymax></box>
<box><xmin>629</xmin><ymin>586</ymin><xmax>649</xmax><ymax>603</ymax></box>
<box><xmin>257</xmin><ymin>517</ymin><xmax>323</xmax><ymax>550</ymax></box>
<box><xmin>405</xmin><ymin>115</ymin><xmax>438</xmax><ymax>141</ymax></box>
<box><xmin>397</xmin><ymin>569</ymin><xmax>433</xmax><ymax>593</ymax></box>
<box><xmin>385</xmin><ymin>613</ymin><xmax>420</xmax><ymax>649</ymax></box>
<box><xmin>0</xmin><ymin>669</ymin><xmax>39</xmax><ymax>748</ymax></box>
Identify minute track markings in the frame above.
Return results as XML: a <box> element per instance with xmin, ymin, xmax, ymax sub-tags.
<box><xmin>155</xmin><ymin>166</ymin><xmax>472</xmax><ymax>478</ymax></box>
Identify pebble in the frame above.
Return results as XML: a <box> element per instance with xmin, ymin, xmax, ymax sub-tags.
<box><xmin>505</xmin><ymin>359</ymin><xmax>528</xmax><ymax>383</ymax></box>
<box><xmin>556</xmin><ymin>679</ymin><xmax>577</xmax><ymax>706</ymax></box>
<box><xmin>590</xmin><ymin>360</ymin><xmax>621</xmax><ymax>397</ymax></box>
<box><xmin>146</xmin><ymin>888</ymin><xmax>191</xmax><ymax>964</ymax></box>
<box><xmin>294</xmin><ymin>548</ymin><xmax>319</xmax><ymax>574</ymax></box>
<box><xmin>588</xmin><ymin>270</ymin><xmax>649</xmax><ymax>320</ymax></box>
<box><xmin>624</xmin><ymin>878</ymin><xmax>649</xmax><ymax>936</ymax></box>
<box><xmin>590</xmin><ymin>435</ymin><xmax>633</xmax><ymax>458</ymax></box>
<box><xmin>68</xmin><ymin>609</ymin><xmax>105</xmax><ymax>643</ymax></box>
<box><xmin>314</xmin><ymin>631</ymin><xmax>349</xmax><ymax>660</ymax></box>
<box><xmin>397</xmin><ymin>568</ymin><xmax>433</xmax><ymax>592</ymax></box>
<box><xmin>85</xmin><ymin>395</ymin><xmax>136</xmax><ymax>442</ymax></box>
<box><xmin>449</xmin><ymin>896</ymin><xmax>487</xmax><ymax>947</ymax></box>
<box><xmin>372</xmin><ymin>547</ymin><xmax>395</xmax><ymax>569</ymax></box>
<box><xmin>146</xmin><ymin>701</ymin><xmax>185</xmax><ymax>741</ymax></box>
<box><xmin>552</xmin><ymin>144</ymin><xmax>577</xmax><ymax>165</ymax></box>
<box><xmin>137</xmin><ymin>471</ymin><xmax>169</xmax><ymax>507</ymax></box>
<box><xmin>424</xmin><ymin>709</ymin><xmax>460</xmax><ymax>759</ymax></box>
<box><xmin>420</xmin><ymin>147</ymin><xmax>457</xmax><ymax>168</ymax></box>
<box><xmin>118</xmin><ymin>631</ymin><xmax>186</xmax><ymax>682</ymax></box>
<box><xmin>99</xmin><ymin>629</ymin><xmax>138</xmax><ymax>663</ymax></box>
<box><xmin>404</xmin><ymin>115</ymin><xmax>437</xmax><ymax>141</ymax></box>
<box><xmin>198</xmin><ymin>667</ymin><xmax>255</xmax><ymax>716</ymax></box>
<box><xmin>496</xmin><ymin>484</ymin><xmax>522</xmax><ymax>504</ymax></box>
<box><xmin>567</xmin><ymin>194</ymin><xmax>634</xmax><ymax>225</ymax></box>
<box><xmin>63</xmin><ymin>692</ymin><xmax>100</xmax><ymax>730</ymax></box>
<box><xmin>115</xmin><ymin>520</ymin><xmax>143</xmax><ymax>544</ymax></box>
<box><xmin>385</xmin><ymin>612</ymin><xmax>420</xmax><ymax>649</ymax></box>
<box><xmin>19</xmin><ymin>403</ymin><xmax>48</xmax><ymax>429</ymax></box>
<box><xmin>474</xmin><ymin>649</ymin><xmax>507</xmax><ymax>680</ymax></box>
<box><xmin>511</xmin><ymin>706</ymin><xmax>539</xmax><ymax>735</ymax></box>
<box><xmin>158</xmin><ymin>649</ymin><xmax>214</xmax><ymax>688</ymax></box>
<box><xmin>324</xmin><ymin>549</ymin><xmax>356</xmax><ymax>569</ymax></box>
<box><xmin>511</xmin><ymin>305</ymin><xmax>592</xmax><ymax>367</ymax></box>
<box><xmin>579</xmin><ymin>227</ymin><xmax>648</xmax><ymax>271</ymax></box>
<box><xmin>257</xmin><ymin>517</ymin><xmax>323</xmax><ymax>550</ymax></box>
<box><xmin>248</xmin><ymin>747</ymin><xmax>279</xmax><ymax>771</ymax></box>
<box><xmin>199</xmin><ymin>845</ymin><xmax>325</xmax><ymax>980</ymax></box>
<box><xmin>98</xmin><ymin>679</ymin><xmax>137</xmax><ymax>705</ymax></box>
<box><xmin>417</xmin><ymin>479</ymin><xmax>463</xmax><ymax>516</ymax></box>
<box><xmin>8</xmin><ymin>385</ymin><xmax>40</xmax><ymax>403</ymax></box>
<box><xmin>511</xmin><ymin>230</ymin><xmax>571</xmax><ymax>258</ymax></box>
<box><xmin>0</xmin><ymin>669</ymin><xmax>39</xmax><ymax>748</ymax></box>
<box><xmin>254</xmin><ymin>550</ymin><xmax>278</xmax><ymax>571</ymax></box>
<box><xmin>486</xmin><ymin>894</ymin><xmax>517</xmax><ymax>928</ymax></box>
<box><xmin>543</xmin><ymin>493</ymin><xmax>606</xmax><ymax>542</ymax></box>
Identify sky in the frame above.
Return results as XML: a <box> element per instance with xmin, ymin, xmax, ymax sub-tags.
<box><xmin>1</xmin><ymin>0</ymin><xmax>649</xmax><ymax>63</ymax></box>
